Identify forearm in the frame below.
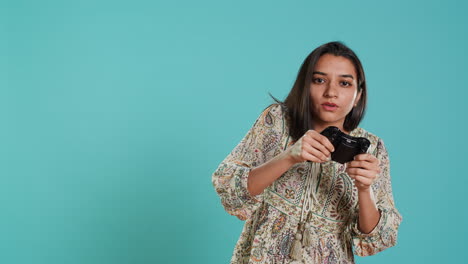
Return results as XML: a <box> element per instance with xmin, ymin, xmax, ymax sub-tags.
<box><xmin>357</xmin><ymin>188</ymin><xmax>381</xmax><ymax>234</ymax></box>
<box><xmin>247</xmin><ymin>151</ymin><xmax>296</xmax><ymax>196</ymax></box>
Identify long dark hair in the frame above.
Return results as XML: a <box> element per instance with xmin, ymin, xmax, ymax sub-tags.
<box><xmin>269</xmin><ymin>41</ymin><xmax>368</xmax><ymax>142</ymax></box>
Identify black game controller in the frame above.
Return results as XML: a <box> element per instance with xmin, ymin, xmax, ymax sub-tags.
<box><xmin>308</xmin><ymin>126</ymin><xmax>370</xmax><ymax>164</ymax></box>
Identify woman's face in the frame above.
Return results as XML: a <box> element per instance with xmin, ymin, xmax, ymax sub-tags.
<box><xmin>309</xmin><ymin>53</ymin><xmax>362</xmax><ymax>134</ymax></box>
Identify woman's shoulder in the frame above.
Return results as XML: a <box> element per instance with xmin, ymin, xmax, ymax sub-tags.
<box><xmin>261</xmin><ymin>103</ymin><xmax>286</xmax><ymax>116</ymax></box>
<box><xmin>257</xmin><ymin>103</ymin><xmax>287</xmax><ymax>127</ymax></box>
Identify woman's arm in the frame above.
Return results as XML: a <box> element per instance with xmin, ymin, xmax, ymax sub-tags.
<box><xmin>346</xmin><ymin>151</ymin><xmax>382</xmax><ymax>234</ymax></box>
<box><xmin>247</xmin><ymin>151</ymin><xmax>296</xmax><ymax>196</ymax></box>
<box><xmin>357</xmin><ymin>188</ymin><xmax>381</xmax><ymax>234</ymax></box>
<box><xmin>212</xmin><ymin>104</ymin><xmax>286</xmax><ymax>220</ymax></box>
<box><xmin>346</xmin><ymin>138</ymin><xmax>403</xmax><ymax>256</ymax></box>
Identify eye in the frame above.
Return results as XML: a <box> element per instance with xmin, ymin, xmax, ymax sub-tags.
<box><xmin>313</xmin><ymin>78</ymin><xmax>325</xmax><ymax>84</ymax></box>
<box><xmin>340</xmin><ymin>81</ymin><xmax>352</xmax><ymax>87</ymax></box>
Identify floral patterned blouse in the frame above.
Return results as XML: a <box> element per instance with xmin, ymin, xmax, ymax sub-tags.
<box><xmin>212</xmin><ymin>103</ymin><xmax>403</xmax><ymax>264</ymax></box>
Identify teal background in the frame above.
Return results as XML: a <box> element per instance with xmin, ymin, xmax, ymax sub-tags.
<box><xmin>2</xmin><ymin>0</ymin><xmax>467</xmax><ymax>263</ymax></box>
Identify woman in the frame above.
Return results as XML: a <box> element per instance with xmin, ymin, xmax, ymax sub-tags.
<box><xmin>212</xmin><ymin>41</ymin><xmax>402</xmax><ymax>263</ymax></box>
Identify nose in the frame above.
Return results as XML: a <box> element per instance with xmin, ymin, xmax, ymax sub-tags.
<box><xmin>324</xmin><ymin>82</ymin><xmax>338</xmax><ymax>98</ymax></box>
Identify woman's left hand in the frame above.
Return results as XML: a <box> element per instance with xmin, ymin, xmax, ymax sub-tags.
<box><xmin>345</xmin><ymin>153</ymin><xmax>381</xmax><ymax>192</ymax></box>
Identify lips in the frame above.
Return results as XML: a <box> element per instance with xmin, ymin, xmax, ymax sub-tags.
<box><xmin>322</xmin><ymin>102</ymin><xmax>338</xmax><ymax>107</ymax></box>
<box><xmin>322</xmin><ymin>102</ymin><xmax>338</xmax><ymax>111</ymax></box>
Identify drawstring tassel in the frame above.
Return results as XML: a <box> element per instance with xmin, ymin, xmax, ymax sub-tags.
<box><xmin>290</xmin><ymin>232</ymin><xmax>303</xmax><ymax>260</ymax></box>
<box><xmin>290</xmin><ymin>162</ymin><xmax>322</xmax><ymax>260</ymax></box>
<box><xmin>290</xmin><ymin>222</ymin><xmax>304</xmax><ymax>260</ymax></box>
<box><xmin>302</xmin><ymin>223</ymin><xmax>312</xmax><ymax>247</ymax></box>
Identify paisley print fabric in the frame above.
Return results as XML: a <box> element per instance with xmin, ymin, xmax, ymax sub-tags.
<box><xmin>212</xmin><ymin>103</ymin><xmax>403</xmax><ymax>263</ymax></box>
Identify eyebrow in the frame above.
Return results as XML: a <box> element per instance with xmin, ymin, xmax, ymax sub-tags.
<box><xmin>312</xmin><ymin>71</ymin><xmax>354</xmax><ymax>80</ymax></box>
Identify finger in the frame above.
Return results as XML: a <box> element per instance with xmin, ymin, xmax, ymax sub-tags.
<box><xmin>355</xmin><ymin>182</ymin><xmax>368</xmax><ymax>189</ymax></box>
<box><xmin>302</xmin><ymin>142</ymin><xmax>329</xmax><ymax>162</ymax></box>
<box><xmin>302</xmin><ymin>151</ymin><xmax>325</xmax><ymax>163</ymax></box>
<box><xmin>307</xmin><ymin>130</ymin><xmax>335</xmax><ymax>153</ymax></box>
<box><xmin>354</xmin><ymin>175</ymin><xmax>373</xmax><ymax>186</ymax></box>
<box><xmin>367</xmin><ymin>154</ymin><xmax>380</xmax><ymax>165</ymax></box>
<box><xmin>348</xmin><ymin>174</ymin><xmax>369</xmax><ymax>190</ymax></box>
<box><xmin>319</xmin><ymin>134</ymin><xmax>335</xmax><ymax>153</ymax></box>
<box><xmin>347</xmin><ymin>160</ymin><xmax>374</xmax><ymax>170</ymax></box>
<box><xmin>354</xmin><ymin>153</ymin><xmax>378</xmax><ymax>162</ymax></box>
<box><xmin>374</xmin><ymin>157</ymin><xmax>382</xmax><ymax>166</ymax></box>
<box><xmin>353</xmin><ymin>154</ymin><xmax>381</xmax><ymax>171</ymax></box>
<box><xmin>346</xmin><ymin>168</ymin><xmax>377</xmax><ymax>179</ymax></box>
<box><xmin>346</xmin><ymin>167</ymin><xmax>378</xmax><ymax>180</ymax></box>
<box><xmin>303</xmin><ymin>132</ymin><xmax>331</xmax><ymax>157</ymax></box>
<box><xmin>353</xmin><ymin>155</ymin><xmax>381</xmax><ymax>173</ymax></box>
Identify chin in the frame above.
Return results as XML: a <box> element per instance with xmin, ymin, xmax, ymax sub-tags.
<box><xmin>320</xmin><ymin>116</ymin><xmax>344</xmax><ymax>124</ymax></box>
<box><xmin>319</xmin><ymin>114</ymin><xmax>340</xmax><ymax>120</ymax></box>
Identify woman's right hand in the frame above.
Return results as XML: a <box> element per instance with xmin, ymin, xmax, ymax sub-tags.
<box><xmin>285</xmin><ymin>130</ymin><xmax>335</xmax><ymax>164</ymax></box>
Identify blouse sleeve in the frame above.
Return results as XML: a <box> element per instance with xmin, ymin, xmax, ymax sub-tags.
<box><xmin>350</xmin><ymin>138</ymin><xmax>403</xmax><ymax>256</ymax></box>
<box><xmin>211</xmin><ymin>104</ymin><xmax>283</xmax><ymax>221</ymax></box>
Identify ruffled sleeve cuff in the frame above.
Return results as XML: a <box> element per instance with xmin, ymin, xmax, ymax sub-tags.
<box><xmin>352</xmin><ymin>208</ymin><xmax>385</xmax><ymax>238</ymax></box>
<box><xmin>351</xmin><ymin>206</ymin><xmax>402</xmax><ymax>256</ymax></box>
<box><xmin>232</xmin><ymin>161</ymin><xmax>265</xmax><ymax>204</ymax></box>
<box><xmin>213</xmin><ymin>160</ymin><xmax>265</xmax><ymax>221</ymax></box>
